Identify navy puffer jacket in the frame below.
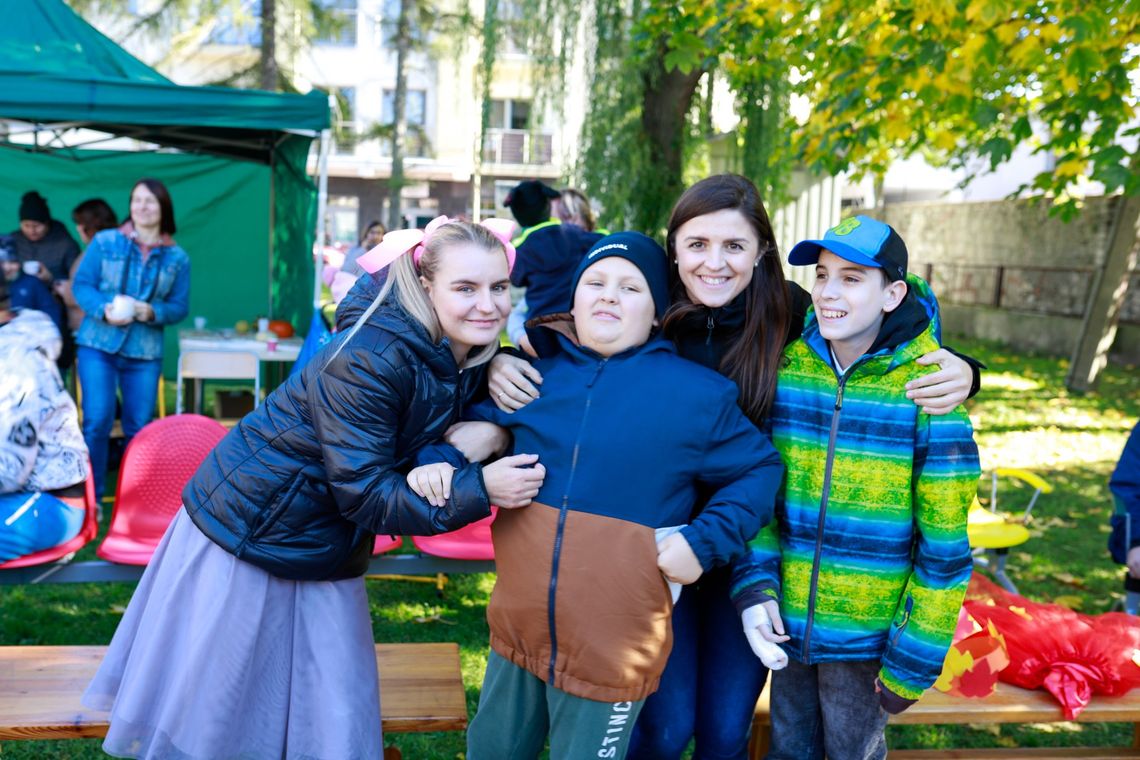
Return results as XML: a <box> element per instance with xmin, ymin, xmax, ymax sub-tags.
<box><xmin>183</xmin><ymin>299</ymin><xmax>492</xmax><ymax>581</ymax></box>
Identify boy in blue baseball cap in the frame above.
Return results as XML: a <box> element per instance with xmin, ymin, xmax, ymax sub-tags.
<box><xmin>730</xmin><ymin>215</ymin><xmax>980</xmax><ymax>759</ymax></box>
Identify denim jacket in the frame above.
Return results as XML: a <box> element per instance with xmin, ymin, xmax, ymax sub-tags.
<box><xmin>73</xmin><ymin>225</ymin><xmax>190</xmax><ymax>360</ymax></box>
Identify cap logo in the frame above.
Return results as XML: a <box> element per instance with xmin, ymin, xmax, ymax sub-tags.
<box><xmin>830</xmin><ymin>218</ymin><xmax>861</xmax><ymax>236</ymax></box>
<box><xmin>588</xmin><ymin>242</ymin><xmax>628</xmax><ymax>259</ymax></box>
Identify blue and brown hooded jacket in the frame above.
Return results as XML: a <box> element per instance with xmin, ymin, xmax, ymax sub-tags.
<box><xmin>431</xmin><ymin>327</ymin><xmax>783</xmax><ymax>702</ymax></box>
<box><xmin>730</xmin><ymin>276</ymin><xmax>979</xmax><ymax>712</ymax></box>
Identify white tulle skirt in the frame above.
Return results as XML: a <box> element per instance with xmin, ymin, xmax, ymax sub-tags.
<box><xmin>84</xmin><ymin>508</ymin><xmax>383</xmax><ymax>759</ymax></box>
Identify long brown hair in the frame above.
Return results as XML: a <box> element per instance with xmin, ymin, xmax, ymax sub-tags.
<box><xmin>129</xmin><ymin>178</ymin><xmax>176</xmax><ymax>235</ymax></box>
<box><xmin>662</xmin><ymin>174</ymin><xmax>791</xmax><ymax>425</ymax></box>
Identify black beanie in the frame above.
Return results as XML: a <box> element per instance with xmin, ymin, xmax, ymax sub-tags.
<box><xmin>572</xmin><ymin>231</ymin><xmax>670</xmax><ymax>320</ymax></box>
<box><xmin>504</xmin><ymin>180</ymin><xmax>560</xmax><ymax>228</ymax></box>
<box><xmin>19</xmin><ymin>192</ymin><xmax>50</xmax><ymax>224</ymax></box>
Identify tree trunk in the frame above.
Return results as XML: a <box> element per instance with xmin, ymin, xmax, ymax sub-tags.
<box><xmin>387</xmin><ymin>0</ymin><xmax>412</xmax><ymax>231</ymax></box>
<box><xmin>636</xmin><ymin>45</ymin><xmax>704</xmax><ymax>233</ymax></box>
<box><xmin>1066</xmin><ymin>187</ymin><xmax>1140</xmax><ymax>391</ymax></box>
<box><xmin>260</xmin><ymin>0</ymin><xmax>278</xmax><ymax>91</ymax></box>
<box><xmin>472</xmin><ymin>0</ymin><xmax>500</xmax><ymax>221</ymax></box>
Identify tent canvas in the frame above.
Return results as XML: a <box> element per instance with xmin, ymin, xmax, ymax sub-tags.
<box><xmin>0</xmin><ymin>0</ymin><xmax>330</xmax><ymax>375</ymax></box>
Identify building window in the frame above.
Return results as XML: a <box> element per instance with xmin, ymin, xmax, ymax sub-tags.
<box><xmin>490</xmin><ymin>99</ymin><xmax>531</xmax><ymax>130</ymax></box>
<box><xmin>381</xmin><ymin>90</ymin><xmax>427</xmax><ymax>126</ymax></box>
<box><xmin>483</xmin><ymin>100</ymin><xmax>551</xmax><ymax>164</ymax></box>
<box><xmin>208</xmin><ymin>0</ymin><xmax>262</xmax><ymax>45</ymax></box>
<box><xmin>379</xmin><ymin>90</ymin><xmax>428</xmax><ymax>157</ymax></box>
<box><xmin>332</xmin><ymin>86</ymin><xmax>357</xmax><ymax>154</ymax></box>
<box><xmin>498</xmin><ymin>1</ymin><xmax>528</xmax><ymax>54</ymax></box>
<box><xmin>380</xmin><ymin>0</ymin><xmax>421</xmax><ymax>41</ymax></box>
<box><xmin>315</xmin><ymin>0</ymin><xmax>358</xmax><ymax>46</ymax></box>
<box><xmin>327</xmin><ymin>195</ymin><xmax>360</xmax><ymax>247</ymax></box>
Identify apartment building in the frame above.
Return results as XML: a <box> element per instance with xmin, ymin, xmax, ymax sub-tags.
<box><xmin>302</xmin><ymin>0</ymin><xmax>564</xmax><ymax>243</ymax></box>
<box><xmin>92</xmin><ymin>0</ymin><xmax>568</xmax><ymax>245</ymax></box>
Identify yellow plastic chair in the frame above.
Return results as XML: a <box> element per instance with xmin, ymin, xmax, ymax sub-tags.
<box><xmin>968</xmin><ymin>468</ymin><xmax>1053</xmax><ymax>594</ymax></box>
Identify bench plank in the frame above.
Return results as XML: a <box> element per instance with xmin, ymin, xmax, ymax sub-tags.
<box><xmin>751</xmin><ymin>681</ymin><xmax>1140</xmax><ymax>760</ymax></box>
<box><xmin>0</xmin><ymin>643</ymin><xmax>466</xmax><ymax>741</ymax></box>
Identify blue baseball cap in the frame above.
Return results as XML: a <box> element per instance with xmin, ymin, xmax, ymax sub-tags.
<box><xmin>788</xmin><ymin>215</ymin><xmax>908</xmax><ymax>282</ymax></box>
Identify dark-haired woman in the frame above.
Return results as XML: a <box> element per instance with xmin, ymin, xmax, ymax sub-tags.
<box><xmin>489</xmin><ymin>174</ymin><xmax>978</xmax><ymax>759</ymax></box>
<box><xmin>73</xmin><ymin>179</ymin><xmax>190</xmax><ymax>501</ymax></box>
<box><xmin>59</xmin><ymin>198</ymin><xmax>121</xmax><ymax>333</ymax></box>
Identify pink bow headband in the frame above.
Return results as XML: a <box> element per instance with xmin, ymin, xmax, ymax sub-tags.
<box><xmin>355</xmin><ymin>215</ymin><xmax>517</xmax><ymax>275</ymax></box>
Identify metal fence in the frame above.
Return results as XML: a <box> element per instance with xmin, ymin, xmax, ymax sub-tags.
<box><xmin>923</xmin><ymin>264</ymin><xmax>1140</xmax><ymax>324</ymax></box>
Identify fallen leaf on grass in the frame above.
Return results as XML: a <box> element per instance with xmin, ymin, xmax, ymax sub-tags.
<box><xmin>1051</xmin><ymin>572</ymin><xmax>1085</xmax><ymax>588</ymax></box>
<box><xmin>967</xmin><ymin>723</ymin><xmax>1003</xmax><ymax>736</ymax></box>
<box><xmin>413</xmin><ymin>614</ymin><xmax>456</xmax><ymax>625</ymax></box>
<box><xmin>1052</xmin><ymin>595</ymin><xmax>1084</xmax><ymax>610</ymax></box>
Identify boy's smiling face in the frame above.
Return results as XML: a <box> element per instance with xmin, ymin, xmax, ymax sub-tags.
<box><xmin>573</xmin><ymin>257</ymin><xmax>657</xmax><ymax>357</ymax></box>
<box><xmin>812</xmin><ymin>250</ymin><xmax>907</xmax><ymax>366</ymax></box>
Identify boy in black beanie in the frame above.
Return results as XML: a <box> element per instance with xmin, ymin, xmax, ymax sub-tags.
<box><xmin>410</xmin><ymin>231</ymin><xmax>784</xmax><ymax>760</ymax></box>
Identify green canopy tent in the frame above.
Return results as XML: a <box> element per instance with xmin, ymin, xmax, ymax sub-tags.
<box><xmin>0</xmin><ymin>0</ymin><xmax>331</xmax><ymax>375</ymax></box>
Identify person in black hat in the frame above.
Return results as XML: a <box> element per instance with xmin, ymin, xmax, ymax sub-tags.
<box><xmin>11</xmin><ymin>190</ymin><xmax>80</xmax><ymax>286</ymax></box>
<box><xmin>409</xmin><ymin>231</ymin><xmax>784</xmax><ymax>760</ymax></box>
<box><xmin>503</xmin><ymin>179</ymin><xmax>602</xmax><ymax>329</ymax></box>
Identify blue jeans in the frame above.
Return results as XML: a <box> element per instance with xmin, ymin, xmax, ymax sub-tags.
<box><xmin>77</xmin><ymin>346</ymin><xmax>162</xmax><ymax>501</ymax></box>
<box><xmin>0</xmin><ymin>492</ymin><xmax>85</xmax><ymax>562</ymax></box>
<box><xmin>768</xmin><ymin>658</ymin><xmax>889</xmax><ymax>760</ymax></box>
<box><xmin>628</xmin><ymin>566</ymin><xmax>769</xmax><ymax>760</ymax></box>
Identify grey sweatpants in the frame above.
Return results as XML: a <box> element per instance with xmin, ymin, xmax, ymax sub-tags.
<box><xmin>467</xmin><ymin>651</ymin><xmax>645</xmax><ymax>759</ymax></box>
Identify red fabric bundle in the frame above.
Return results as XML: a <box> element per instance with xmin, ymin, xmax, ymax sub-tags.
<box><xmin>962</xmin><ymin>573</ymin><xmax>1140</xmax><ymax>719</ymax></box>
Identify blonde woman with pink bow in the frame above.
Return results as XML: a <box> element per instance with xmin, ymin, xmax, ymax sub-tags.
<box><xmin>84</xmin><ymin>217</ymin><xmax>546</xmax><ymax>760</ymax></box>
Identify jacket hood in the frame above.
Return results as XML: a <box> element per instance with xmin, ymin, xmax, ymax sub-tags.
<box><xmin>0</xmin><ymin>309</ymin><xmax>61</xmax><ymax>361</ymax></box>
<box><xmin>801</xmin><ymin>273</ymin><xmax>941</xmax><ymax>372</ymax></box>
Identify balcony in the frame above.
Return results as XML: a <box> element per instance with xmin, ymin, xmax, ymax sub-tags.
<box><xmin>482</xmin><ymin>128</ymin><xmax>553</xmax><ymax>166</ymax></box>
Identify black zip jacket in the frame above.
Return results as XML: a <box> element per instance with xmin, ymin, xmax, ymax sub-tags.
<box><xmin>183</xmin><ymin>299</ymin><xmax>492</xmax><ymax>581</ymax></box>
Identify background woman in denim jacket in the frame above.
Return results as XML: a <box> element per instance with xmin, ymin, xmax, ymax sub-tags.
<box><xmin>73</xmin><ymin>178</ymin><xmax>190</xmax><ymax>500</ymax></box>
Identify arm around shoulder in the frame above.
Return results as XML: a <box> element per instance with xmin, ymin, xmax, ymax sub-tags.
<box><xmin>311</xmin><ymin>343</ymin><xmax>491</xmax><ymax>535</ymax></box>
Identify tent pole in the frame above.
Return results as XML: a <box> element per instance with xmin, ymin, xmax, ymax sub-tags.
<box><xmin>313</xmin><ymin>123</ymin><xmax>332</xmax><ymax>309</ymax></box>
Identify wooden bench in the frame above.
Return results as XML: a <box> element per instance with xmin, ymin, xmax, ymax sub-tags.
<box><xmin>0</xmin><ymin>642</ymin><xmax>466</xmax><ymax>759</ymax></box>
<box><xmin>750</xmin><ymin>680</ymin><xmax>1140</xmax><ymax>760</ymax></box>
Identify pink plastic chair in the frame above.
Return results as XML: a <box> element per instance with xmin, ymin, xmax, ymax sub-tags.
<box><xmin>373</xmin><ymin>534</ymin><xmax>403</xmax><ymax>554</ymax></box>
<box><xmin>0</xmin><ymin>467</ymin><xmax>98</xmax><ymax>570</ymax></box>
<box><xmin>97</xmin><ymin>414</ymin><xmax>227</xmax><ymax>565</ymax></box>
<box><xmin>411</xmin><ymin>506</ymin><xmax>498</xmax><ymax>560</ymax></box>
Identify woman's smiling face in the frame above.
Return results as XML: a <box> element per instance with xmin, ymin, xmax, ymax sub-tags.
<box><xmin>673</xmin><ymin>208</ymin><xmax>762</xmax><ymax>308</ymax></box>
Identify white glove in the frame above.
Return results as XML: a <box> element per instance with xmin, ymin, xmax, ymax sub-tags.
<box><xmin>742</xmin><ymin>604</ymin><xmax>789</xmax><ymax>670</ymax></box>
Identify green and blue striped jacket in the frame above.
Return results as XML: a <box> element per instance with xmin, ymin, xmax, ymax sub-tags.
<box><xmin>731</xmin><ymin>277</ymin><xmax>979</xmax><ymax>705</ymax></box>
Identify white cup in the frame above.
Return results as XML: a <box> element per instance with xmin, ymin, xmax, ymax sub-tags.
<box><xmin>194</xmin><ymin>316</ymin><xmax>207</xmax><ymax>330</ymax></box>
<box><xmin>108</xmin><ymin>294</ymin><xmax>136</xmax><ymax>321</ymax></box>
<box><xmin>22</xmin><ymin>260</ymin><xmax>40</xmax><ymax>276</ymax></box>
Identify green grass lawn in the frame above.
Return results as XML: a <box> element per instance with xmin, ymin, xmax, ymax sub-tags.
<box><xmin>2</xmin><ymin>335</ymin><xmax>1138</xmax><ymax>758</ymax></box>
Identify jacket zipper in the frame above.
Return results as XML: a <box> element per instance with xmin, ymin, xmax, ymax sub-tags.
<box><xmin>547</xmin><ymin>358</ymin><xmax>606</xmax><ymax>683</ymax></box>
<box><xmin>802</xmin><ymin>356</ymin><xmax>871</xmax><ymax>661</ymax></box>
<box><xmin>705</xmin><ymin>314</ymin><xmax>715</xmax><ymax>346</ymax></box>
